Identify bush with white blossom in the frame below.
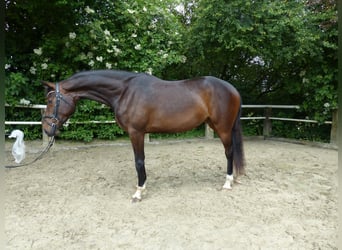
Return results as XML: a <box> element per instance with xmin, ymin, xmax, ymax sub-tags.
<box><xmin>27</xmin><ymin>0</ymin><xmax>186</xmax><ymax>79</ymax></box>
<box><xmin>5</xmin><ymin>0</ymin><xmax>188</xmax><ymax>140</ymax></box>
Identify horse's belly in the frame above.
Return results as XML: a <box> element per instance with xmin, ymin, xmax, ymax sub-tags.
<box><xmin>146</xmin><ymin>107</ymin><xmax>207</xmax><ymax>133</ymax></box>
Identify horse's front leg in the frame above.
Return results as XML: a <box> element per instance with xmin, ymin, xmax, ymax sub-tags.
<box><xmin>129</xmin><ymin>130</ymin><xmax>147</xmax><ymax>202</ymax></box>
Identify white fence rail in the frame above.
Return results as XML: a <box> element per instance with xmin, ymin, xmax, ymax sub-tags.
<box><xmin>5</xmin><ymin>104</ymin><xmax>337</xmax><ymax>144</ymax></box>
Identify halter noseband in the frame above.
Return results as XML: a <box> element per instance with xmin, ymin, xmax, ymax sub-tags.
<box><xmin>43</xmin><ymin>82</ymin><xmax>69</xmax><ymax>135</ymax></box>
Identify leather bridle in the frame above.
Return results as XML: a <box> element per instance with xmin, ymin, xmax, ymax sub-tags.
<box><xmin>42</xmin><ymin>82</ymin><xmax>71</xmax><ymax>135</ymax></box>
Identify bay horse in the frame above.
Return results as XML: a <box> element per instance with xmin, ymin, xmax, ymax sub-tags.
<box><xmin>42</xmin><ymin>70</ymin><xmax>245</xmax><ymax>201</ymax></box>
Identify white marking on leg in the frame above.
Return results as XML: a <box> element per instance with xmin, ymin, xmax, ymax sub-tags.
<box><xmin>223</xmin><ymin>174</ymin><xmax>233</xmax><ymax>189</ymax></box>
<box><xmin>132</xmin><ymin>184</ymin><xmax>146</xmax><ymax>201</ymax></box>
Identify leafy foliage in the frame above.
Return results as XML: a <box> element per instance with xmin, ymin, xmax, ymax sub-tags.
<box><xmin>58</xmin><ymin>100</ymin><xmax>124</xmax><ymax>141</ymax></box>
<box><xmin>5</xmin><ymin>0</ymin><xmax>186</xmax><ymax>140</ymax></box>
<box><xmin>5</xmin><ymin>0</ymin><xmax>337</xmax><ymax>141</ymax></box>
<box><xmin>179</xmin><ymin>0</ymin><xmax>337</xmax><ymax>121</ymax></box>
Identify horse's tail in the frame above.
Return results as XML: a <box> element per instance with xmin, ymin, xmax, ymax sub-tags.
<box><xmin>232</xmin><ymin>106</ymin><xmax>245</xmax><ymax>176</ymax></box>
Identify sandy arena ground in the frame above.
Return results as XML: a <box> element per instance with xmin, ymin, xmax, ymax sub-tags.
<box><xmin>4</xmin><ymin>138</ymin><xmax>338</xmax><ymax>249</ymax></box>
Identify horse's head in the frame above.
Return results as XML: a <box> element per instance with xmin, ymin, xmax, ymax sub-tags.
<box><xmin>42</xmin><ymin>81</ymin><xmax>76</xmax><ymax>136</ymax></box>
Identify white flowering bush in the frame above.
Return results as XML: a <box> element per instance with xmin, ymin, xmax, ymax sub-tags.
<box><xmin>5</xmin><ymin>0</ymin><xmax>187</xmax><ymax>140</ymax></box>
<box><xmin>7</xmin><ymin>0</ymin><xmax>186</xmax><ymax>89</ymax></box>
<box><xmin>56</xmin><ymin>0</ymin><xmax>186</xmax><ymax>76</ymax></box>
<box><xmin>5</xmin><ymin>0</ymin><xmax>336</xmax><ymax>141</ymax></box>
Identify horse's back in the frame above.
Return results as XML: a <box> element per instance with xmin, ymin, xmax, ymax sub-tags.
<box><xmin>200</xmin><ymin>76</ymin><xmax>240</xmax><ymax>98</ymax></box>
<box><xmin>127</xmin><ymin>75</ymin><xmax>241</xmax><ymax>113</ymax></box>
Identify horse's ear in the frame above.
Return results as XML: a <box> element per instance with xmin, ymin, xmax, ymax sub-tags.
<box><xmin>42</xmin><ymin>81</ymin><xmax>55</xmax><ymax>89</ymax></box>
<box><xmin>42</xmin><ymin>81</ymin><xmax>55</xmax><ymax>96</ymax></box>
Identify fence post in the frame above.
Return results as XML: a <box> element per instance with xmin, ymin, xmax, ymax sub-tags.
<box><xmin>263</xmin><ymin>107</ymin><xmax>272</xmax><ymax>139</ymax></box>
<box><xmin>330</xmin><ymin>109</ymin><xmax>338</xmax><ymax>145</ymax></box>
<box><xmin>205</xmin><ymin>123</ymin><xmax>214</xmax><ymax>139</ymax></box>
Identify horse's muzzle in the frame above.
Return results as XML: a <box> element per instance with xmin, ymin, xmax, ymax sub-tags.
<box><xmin>42</xmin><ymin>119</ymin><xmax>60</xmax><ymax>137</ymax></box>
<box><xmin>43</xmin><ymin>127</ymin><xmax>60</xmax><ymax>137</ymax></box>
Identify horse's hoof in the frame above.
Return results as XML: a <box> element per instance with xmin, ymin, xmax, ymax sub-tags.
<box><xmin>234</xmin><ymin>179</ymin><xmax>243</xmax><ymax>185</ymax></box>
<box><xmin>131</xmin><ymin>197</ymin><xmax>142</xmax><ymax>203</ymax></box>
<box><xmin>131</xmin><ymin>184</ymin><xmax>145</xmax><ymax>203</ymax></box>
<box><xmin>222</xmin><ymin>174</ymin><xmax>233</xmax><ymax>190</ymax></box>
<box><xmin>222</xmin><ymin>186</ymin><xmax>232</xmax><ymax>190</ymax></box>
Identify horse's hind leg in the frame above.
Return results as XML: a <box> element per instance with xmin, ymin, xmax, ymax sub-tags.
<box><xmin>223</xmin><ymin>141</ymin><xmax>234</xmax><ymax>189</ymax></box>
<box><xmin>209</xmin><ymin>122</ymin><xmax>234</xmax><ymax>189</ymax></box>
<box><xmin>129</xmin><ymin>130</ymin><xmax>147</xmax><ymax>202</ymax></box>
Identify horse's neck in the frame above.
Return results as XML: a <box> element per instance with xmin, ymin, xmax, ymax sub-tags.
<box><xmin>64</xmin><ymin>77</ymin><xmax>125</xmax><ymax>107</ymax></box>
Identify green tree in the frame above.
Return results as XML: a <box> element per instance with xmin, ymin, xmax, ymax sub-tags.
<box><xmin>5</xmin><ymin>0</ymin><xmax>83</xmax><ymax>103</ymax></box>
<box><xmin>179</xmin><ymin>0</ymin><xmax>337</xmax><ymax>121</ymax></box>
<box><xmin>5</xmin><ymin>0</ymin><xmax>337</xmax><ymax>141</ymax></box>
<box><xmin>300</xmin><ymin>0</ymin><xmax>337</xmax><ymax>121</ymax></box>
<box><xmin>5</xmin><ymin>0</ymin><xmax>186</xmax><ymax>103</ymax></box>
<box><xmin>5</xmin><ymin>0</ymin><xmax>187</xmax><ymax>140</ymax></box>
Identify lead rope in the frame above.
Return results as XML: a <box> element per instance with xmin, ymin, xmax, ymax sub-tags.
<box><xmin>4</xmin><ymin>136</ymin><xmax>55</xmax><ymax>169</ymax></box>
